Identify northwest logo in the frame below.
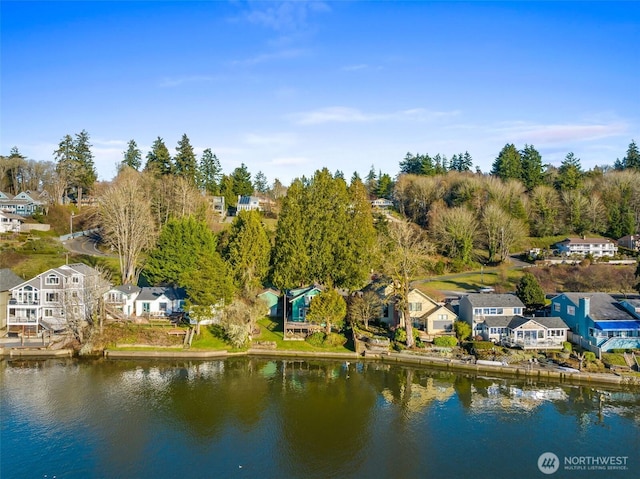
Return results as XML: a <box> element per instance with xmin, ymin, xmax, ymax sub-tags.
<box><xmin>538</xmin><ymin>452</ymin><xmax>560</xmax><ymax>474</ymax></box>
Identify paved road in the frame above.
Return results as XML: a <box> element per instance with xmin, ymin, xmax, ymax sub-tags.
<box><xmin>62</xmin><ymin>235</ymin><xmax>116</xmax><ymax>258</ymax></box>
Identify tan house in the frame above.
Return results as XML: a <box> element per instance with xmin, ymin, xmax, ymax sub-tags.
<box><xmin>369</xmin><ymin>283</ymin><xmax>457</xmax><ymax>339</ymax></box>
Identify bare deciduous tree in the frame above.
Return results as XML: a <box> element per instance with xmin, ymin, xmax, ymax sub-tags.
<box><xmin>98</xmin><ymin>168</ymin><xmax>156</xmax><ymax>284</ymax></box>
<box><xmin>382</xmin><ymin>219</ymin><xmax>432</xmax><ymax>348</ymax></box>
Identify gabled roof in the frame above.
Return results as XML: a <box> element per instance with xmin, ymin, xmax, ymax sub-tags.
<box><xmin>462</xmin><ymin>293</ymin><xmax>524</xmax><ymax>308</ymax></box>
<box><xmin>557</xmin><ymin>237</ymin><xmax>615</xmax><ymax>245</ymax></box>
<box><xmin>0</xmin><ymin>268</ymin><xmax>24</xmax><ymax>291</ymax></box>
<box><xmin>258</xmin><ymin>288</ymin><xmax>280</xmax><ymax>297</ymax></box>
<box><xmin>419</xmin><ymin>304</ymin><xmax>457</xmax><ymax>321</ymax></box>
<box><xmin>556</xmin><ymin>292</ymin><xmax>636</xmax><ymax>321</ymax></box>
<box><xmin>484</xmin><ymin>315</ymin><xmax>568</xmax><ymax>330</ymax></box>
<box><xmin>288</xmin><ymin>285</ymin><xmax>322</xmax><ymax>300</ymax></box>
<box><xmin>113</xmin><ymin>284</ymin><xmax>142</xmax><ymax>295</ymax></box>
<box><xmin>0</xmin><ymin>210</ymin><xmax>24</xmax><ymax>220</ymax></box>
<box><xmin>137</xmin><ymin>286</ymin><xmax>186</xmax><ymax>302</ymax></box>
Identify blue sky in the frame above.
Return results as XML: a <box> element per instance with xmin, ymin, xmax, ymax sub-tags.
<box><xmin>1</xmin><ymin>1</ymin><xmax>639</xmax><ymax>185</ymax></box>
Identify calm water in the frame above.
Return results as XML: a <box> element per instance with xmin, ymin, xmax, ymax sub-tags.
<box><xmin>1</xmin><ymin>357</ymin><xmax>638</xmax><ymax>479</ymax></box>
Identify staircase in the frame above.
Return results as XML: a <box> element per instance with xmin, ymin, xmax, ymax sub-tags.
<box><xmin>104</xmin><ymin>304</ymin><xmax>127</xmax><ymax>322</ymax></box>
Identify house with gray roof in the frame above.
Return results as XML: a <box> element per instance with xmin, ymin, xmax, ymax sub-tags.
<box><xmin>554</xmin><ymin>237</ymin><xmax>617</xmax><ymax>258</ymax></box>
<box><xmin>551</xmin><ymin>293</ymin><xmax>640</xmax><ymax>352</ymax></box>
<box><xmin>0</xmin><ymin>210</ymin><xmax>24</xmax><ymax>233</ymax></box>
<box><xmin>483</xmin><ymin>315</ymin><xmax>568</xmax><ymax>349</ymax></box>
<box><xmin>459</xmin><ymin>293</ymin><xmax>525</xmax><ymax>338</ymax></box>
<box><xmin>0</xmin><ymin>190</ymin><xmax>47</xmax><ymax>217</ymax></box>
<box><xmin>103</xmin><ymin>284</ymin><xmax>142</xmax><ymax>319</ymax></box>
<box><xmin>6</xmin><ymin>263</ymin><xmax>109</xmax><ymax>334</ymax></box>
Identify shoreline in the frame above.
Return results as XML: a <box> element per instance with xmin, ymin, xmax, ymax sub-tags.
<box><xmin>3</xmin><ymin>346</ymin><xmax>638</xmax><ymax>389</ymax></box>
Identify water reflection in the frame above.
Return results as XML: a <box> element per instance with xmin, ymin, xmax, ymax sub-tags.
<box><xmin>2</xmin><ymin>358</ymin><xmax>639</xmax><ymax>479</ymax></box>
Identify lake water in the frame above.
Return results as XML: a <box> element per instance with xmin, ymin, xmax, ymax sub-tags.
<box><xmin>1</xmin><ymin>357</ymin><xmax>638</xmax><ymax>479</ymax></box>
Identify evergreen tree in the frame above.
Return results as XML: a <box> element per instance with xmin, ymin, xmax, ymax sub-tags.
<box><xmin>270</xmin><ymin>179</ymin><xmax>310</xmax><ymax>289</ymax></box>
<box><xmin>144</xmin><ymin>137</ymin><xmax>173</xmax><ymax>176</ymax></box>
<box><xmin>173</xmin><ymin>133</ymin><xmax>197</xmax><ymax>183</ymax></box>
<box><xmin>433</xmin><ymin>154</ymin><xmax>448</xmax><ymax>175</ymax></box>
<box><xmin>365</xmin><ymin>165</ymin><xmax>377</xmax><ymax>196</ymax></box>
<box><xmin>220</xmin><ymin>174</ymin><xmax>237</xmax><ymax>208</ymax></box>
<box><xmin>516</xmin><ymin>272</ymin><xmax>546</xmax><ymax>312</ymax></box>
<box><xmin>197</xmin><ymin>148</ymin><xmax>222</xmax><ymax>194</ymax></box>
<box><xmin>122</xmin><ymin>139</ymin><xmax>142</xmax><ymax>170</ymax></box>
<box><xmin>491</xmin><ymin>144</ymin><xmax>522</xmax><ymax>181</ymax></box>
<box><xmin>399</xmin><ymin>152</ymin><xmax>422</xmax><ymax>175</ymax></box>
<box><xmin>377</xmin><ymin>173</ymin><xmax>394</xmax><ymax>198</ymax></box>
<box><xmin>623</xmin><ymin>140</ymin><xmax>640</xmax><ymax>170</ymax></box>
<box><xmin>306</xmin><ymin>288</ymin><xmax>347</xmax><ymax>334</ymax></box>
<box><xmin>231</xmin><ymin>163</ymin><xmax>253</xmax><ymax>197</ymax></box>
<box><xmin>144</xmin><ymin>216</ymin><xmax>218</xmax><ymax>286</ymax></box>
<box><xmin>520</xmin><ymin>144</ymin><xmax>544</xmax><ymax>190</ymax></box>
<box><xmin>555</xmin><ymin>152</ymin><xmax>583</xmax><ymax>190</ymax></box>
<box><xmin>253</xmin><ymin>171</ymin><xmax>268</xmax><ymax>194</ymax></box>
<box><xmin>54</xmin><ymin>130</ymin><xmax>97</xmax><ymax>203</ymax></box>
<box><xmin>223</xmin><ymin>210</ymin><xmax>271</xmax><ymax>292</ymax></box>
<box><xmin>420</xmin><ymin>153</ymin><xmax>436</xmax><ymax>176</ymax></box>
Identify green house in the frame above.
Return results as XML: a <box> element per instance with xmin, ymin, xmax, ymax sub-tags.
<box><xmin>286</xmin><ymin>286</ymin><xmax>322</xmax><ymax>322</ymax></box>
<box><xmin>258</xmin><ymin>288</ymin><xmax>281</xmax><ymax>317</ymax></box>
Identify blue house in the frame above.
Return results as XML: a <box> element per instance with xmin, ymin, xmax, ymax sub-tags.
<box><xmin>285</xmin><ymin>286</ymin><xmax>322</xmax><ymax>322</ymax></box>
<box><xmin>258</xmin><ymin>288</ymin><xmax>281</xmax><ymax>317</ymax></box>
<box><xmin>550</xmin><ymin>293</ymin><xmax>640</xmax><ymax>352</ymax></box>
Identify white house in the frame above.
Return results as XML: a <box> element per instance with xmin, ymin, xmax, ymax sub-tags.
<box><xmin>134</xmin><ymin>287</ymin><xmax>186</xmax><ymax>318</ymax></box>
<box><xmin>7</xmin><ymin>263</ymin><xmax>108</xmax><ymax>334</ymax></box>
<box><xmin>555</xmin><ymin>237</ymin><xmax>617</xmax><ymax>258</ymax></box>
<box><xmin>236</xmin><ymin>195</ymin><xmax>261</xmax><ymax>212</ymax></box>
<box><xmin>103</xmin><ymin>284</ymin><xmax>141</xmax><ymax>319</ymax></box>
<box><xmin>618</xmin><ymin>235</ymin><xmax>640</xmax><ymax>252</ymax></box>
<box><xmin>0</xmin><ymin>210</ymin><xmax>24</xmax><ymax>233</ymax></box>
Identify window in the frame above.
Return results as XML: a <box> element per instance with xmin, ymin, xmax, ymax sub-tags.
<box><xmin>72</xmin><ymin>276</ymin><xmax>79</xmax><ymax>284</ymax></box>
<box><xmin>159</xmin><ymin>302</ymin><xmax>167</xmax><ymax>312</ymax></box>
<box><xmin>46</xmin><ymin>292</ymin><xmax>59</xmax><ymax>302</ymax></box>
<box><xmin>382</xmin><ymin>305</ymin><xmax>389</xmax><ymax>317</ymax></box>
<box><xmin>553</xmin><ymin>303</ymin><xmax>560</xmax><ymax>312</ymax></box>
<box><xmin>409</xmin><ymin>302</ymin><xmax>422</xmax><ymax>312</ymax></box>
<box><xmin>567</xmin><ymin>306</ymin><xmax>575</xmax><ymax>316</ymax></box>
<box><xmin>142</xmin><ymin>302</ymin><xmax>150</xmax><ymax>313</ymax></box>
<box><xmin>474</xmin><ymin>308</ymin><xmax>482</xmax><ymax>315</ymax></box>
<box><xmin>437</xmin><ymin>314</ymin><xmax>448</xmax><ymax>320</ymax></box>
<box><xmin>45</xmin><ymin>274</ymin><xmax>59</xmax><ymax>285</ymax></box>
<box><xmin>44</xmin><ymin>309</ymin><xmax>53</xmax><ymax>317</ymax></box>
<box><xmin>513</xmin><ymin>308</ymin><xmax>522</xmax><ymax>315</ymax></box>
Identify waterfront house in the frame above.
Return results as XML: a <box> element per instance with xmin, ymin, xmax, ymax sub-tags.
<box><xmin>133</xmin><ymin>287</ymin><xmax>186</xmax><ymax>318</ymax></box>
<box><xmin>483</xmin><ymin>315</ymin><xmax>568</xmax><ymax>349</ymax></box>
<box><xmin>554</xmin><ymin>237</ymin><xmax>617</xmax><ymax>258</ymax></box>
<box><xmin>210</xmin><ymin>196</ymin><xmax>226</xmax><ymax>219</ymax></box>
<box><xmin>550</xmin><ymin>293</ymin><xmax>640</xmax><ymax>352</ymax></box>
<box><xmin>459</xmin><ymin>293</ymin><xmax>525</xmax><ymax>338</ymax></box>
<box><xmin>0</xmin><ymin>269</ymin><xmax>24</xmax><ymax>331</ymax></box>
<box><xmin>258</xmin><ymin>288</ymin><xmax>280</xmax><ymax>317</ymax></box>
<box><xmin>6</xmin><ymin>263</ymin><xmax>108</xmax><ymax>334</ymax></box>
<box><xmin>283</xmin><ymin>285</ymin><xmax>323</xmax><ymax>338</ymax></box>
<box><xmin>0</xmin><ymin>210</ymin><xmax>24</xmax><ymax>233</ymax></box>
<box><xmin>370</xmin><ymin>198</ymin><xmax>394</xmax><ymax>208</ymax></box>
<box><xmin>103</xmin><ymin>284</ymin><xmax>141</xmax><ymax>319</ymax></box>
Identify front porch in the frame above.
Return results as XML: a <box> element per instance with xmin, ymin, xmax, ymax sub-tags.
<box><xmin>283</xmin><ymin>320</ymin><xmax>323</xmax><ymax>340</ymax></box>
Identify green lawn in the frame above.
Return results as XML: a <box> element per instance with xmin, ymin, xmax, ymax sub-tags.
<box><xmin>256</xmin><ymin>317</ymin><xmax>354</xmax><ymax>353</ymax></box>
<box><xmin>422</xmin><ymin>268</ymin><xmax>524</xmax><ymax>293</ymax></box>
<box><xmin>601</xmin><ymin>353</ymin><xmax>628</xmax><ymax>367</ymax></box>
<box><xmin>190</xmin><ymin>325</ymin><xmax>235</xmax><ymax>350</ymax></box>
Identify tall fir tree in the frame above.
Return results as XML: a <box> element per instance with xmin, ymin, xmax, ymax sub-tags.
<box><xmin>253</xmin><ymin>171</ymin><xmax>268</xmax><ymax>194</ymax></box>
<box><xmin>520</xmin><ymin>144</ymin><xmax>544</xmax><ymax>191</ymax></box>
<box><xmin>197</xmin><ymin>148</ymin><xmax>222</xmax><ymax>194</ymax></box>
<box><xmin>144</xmin><ymin>137</ymin><xmax>173</xmax><ymax>176</ymax></box>
<box><xmin>173</xmin><ymin>134</ymin><xmax>197</xmax><ymax>183</ymax></box>
<box><xmin>623</xmin><ymin>140</ymin><xmax>640</xmax><ymax>170</ymax></box>
<box><xmin>365</xmin><ymin>165</ymin><xmax>378</xmax><ymax>197</ymax></box>
<box><xmin>399</xmin><ymin>152</ymin><xmax>422</xmax><ymax>175</ymax></box>
<box><xmin>122</xmin><ymin>139</ymin><xmax>142</xmax><ymax>170</ymax></box>
<box><xmin>491</xmin><ymin>144</ymin><xmax>522</xmax><ymax>181</ymax></box>
<box><xmin>231</xmin><ymin>163</ymin><xmax>253</xmax><ymax>198</ymax></box>
<box><xmin>54</xmin><ymin>130</ymin><xmax>97</xmax><ymax>204</ymax></box>
<box><xmin>555</xmin><ymin>152</ymin><xmax>583</xmax><ymax>190</ymax></box>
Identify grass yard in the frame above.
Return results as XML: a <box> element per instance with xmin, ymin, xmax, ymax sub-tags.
<box><xmin>421</xmin><ymin>267</ymin><xmax>524</xmax><ymax>293</ymax></box>
<box><xmin>190</xmin><ymin>325</ymin><xmax>236</xmax><ymax>350</ymax></box>
<box><xmin>601</xmin><ymin>353</ymin><xmax>628</xmax><ymax>367</ymax></box>
<box><xmin>256</xmin><ymin>317</ymin><xmax>354</xmax><ymax>353</ymax></box>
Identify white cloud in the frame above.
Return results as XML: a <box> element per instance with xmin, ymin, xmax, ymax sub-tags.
<box><xmin>493</xmin><ymin>121</ymin><xmax>628</xmax><ymax>144</ymax></box>
<box><xmin>241</xmin><ymin>1</ymin><xmax>331</xmax><ymax>31</ymax></box>
<box><xmin>244</xmin><ymin>132</ymin><xmax>297</xmax><ymax>147</ymax></box>
<box><xmin>292</xmin><ymin>106</ymin><xmax>459</xmax><ymax>125</ymax></box>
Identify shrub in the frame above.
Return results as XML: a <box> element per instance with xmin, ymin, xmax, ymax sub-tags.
<box><xmin>562</xmin><ymin>341</ymin><xmax>572</xmax><ymax>353</ymax></box>
<box><xmin>584</xmin><ymin>351</ymin><xmax>596</xmax><ymax>362</ymax></box>
<box><xmin>324</xmin><ymin>332</ymin><xmax>347</xmax><ymax>347</ymax></box>
<box><xmin>394</xmin><ymin>328</ymin><xmax>407</xmax><ymax>343</ymax></box>
<box><xmin>433</xmin><ymin>336</ymin><xmax>458</xmax><ymax>348</ymax></box>
<box><xmin>306</xmin><ymin>332</ymin><xmax>325</xmax><ymax>347</ymax></box>
<box><xmin>471</xmin><ymin>341</ymin><xmax>495</xmax><ymax>350</ymax></box>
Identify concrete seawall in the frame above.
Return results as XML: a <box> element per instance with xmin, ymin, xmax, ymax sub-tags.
<box><xmin>1</xmin><ymin>348</ymin><xmax>73</xmax><ymax>358</ymax></box>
